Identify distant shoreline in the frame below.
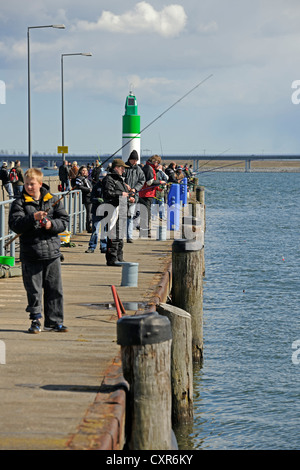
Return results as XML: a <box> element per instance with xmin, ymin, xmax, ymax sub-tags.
<box><xmin>171</xmin><ymin>160</ymin><xmax>300</xmax><ymax>173</ymax></box>
<box><xmin>1</xmin><ymin>165</ymin><xmax>299</xmax><ymax>202</ymax></box>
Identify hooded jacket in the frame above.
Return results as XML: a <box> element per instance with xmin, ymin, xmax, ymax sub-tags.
<box><xmin>8</xmin><ymin>184</ymin><xmax>69</xmax><ymax>261</ymax></box>
<box><xmin>139</xmin><ymin>161</ymin><xmax>162</xmax><ymax>198</ymax></box>
<box><xmin>124</xmin><ymin>160</ymin><xmax>145</xmax><ymax>203</ymax></box>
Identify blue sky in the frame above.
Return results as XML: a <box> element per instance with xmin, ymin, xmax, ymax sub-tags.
<box><xmin>1</xmin><ymin>0</ymin><xmax>300</xmax><ymax>157</ymax></box>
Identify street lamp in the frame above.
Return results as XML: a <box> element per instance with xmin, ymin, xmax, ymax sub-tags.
<box><xmin>27</xmin><ymin>24</ymin><xmax>65</xmax><ymax>169</ymax></box>
<box><xmin>61</xmin><ymin>53</ymin><xmax>92</xmax><ymax>161</ymax></box>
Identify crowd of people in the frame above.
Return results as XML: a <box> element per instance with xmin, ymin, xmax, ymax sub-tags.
<box><xmin>56</xmin><ymin>154</ymin><xmax>195</xmax><ymax>266</ymax></box>
<box><xmin>2</xmin><ymin>155</ymin><xmax>195</xmax><ymax>334</ymax></box>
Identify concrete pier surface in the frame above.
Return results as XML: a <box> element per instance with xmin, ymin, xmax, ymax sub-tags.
<box><xmin>0</xmin><ymin>232</ymin><xmax>172</xmax><ymax>450</ymax></box>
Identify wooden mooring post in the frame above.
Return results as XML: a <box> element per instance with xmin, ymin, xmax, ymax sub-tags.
<box><xmin>196</xmin><ymin>185</ymin><xmax>205</xmax><ymax>204</ymax></box>
<box><xmin>117</xmin><ymin>312</ymin><xmax>176</xmax><ymax>450</ymax></box>
<box><xmin>172</xmin><ymin>239</ymin><xmax>204</xmax><ymax>362</ymax></box>
<box><xmin>157</xmin><ymin>303</ymin><xmax>193</xmax><ymax>424</ymax></box>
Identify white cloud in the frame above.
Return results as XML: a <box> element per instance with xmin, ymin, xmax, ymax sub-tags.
<box><xmin>74</xmin><ymin>2</ymin><xmax>187</xmax><ymax>37</ymax></box>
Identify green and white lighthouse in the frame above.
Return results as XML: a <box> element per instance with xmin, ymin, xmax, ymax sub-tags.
<box><xmin>122</xmin><ymin>91</ymin><xmax>140</xmax><ymax>162</ymax></box>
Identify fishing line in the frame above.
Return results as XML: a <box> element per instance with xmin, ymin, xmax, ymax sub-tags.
<box><xmin>196</xmin><ymin>160</ymin><xmax>244</xmax><ymax>174</ymax></box>
<box><xmin>101</xmin><ymin>74</ymin><xmax>213</xmax><ymax>167</ymax></box>
<box><xmin>195</xmin><ymin>148</ymin><xmax>232</xmax><ymax>172</ymax></box>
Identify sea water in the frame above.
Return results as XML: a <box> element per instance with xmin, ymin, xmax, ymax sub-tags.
<box><xmin>175</xmin><ymin>171</ymin><xmax>300</xmax><ymax>450</ymax></box>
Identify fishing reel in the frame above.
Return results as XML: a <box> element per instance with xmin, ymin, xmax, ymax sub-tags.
<box><xmin>128</xmin><ymin>190</ymin><xmax>136</xmax><ymax>203</ymax></box>
<box><xmin>39</xmin><ymin>216</ymin><xmax>50</xmax><ymax>228</ymax></box>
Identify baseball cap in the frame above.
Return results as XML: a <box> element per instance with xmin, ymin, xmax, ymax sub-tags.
<box><xmin>112</xmin><ymin>158</ymin><xmax>129</xmax><ymax>168</ymax></box>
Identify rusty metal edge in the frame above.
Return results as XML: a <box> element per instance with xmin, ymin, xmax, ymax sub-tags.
<box><xmin>65</xmin><ymin>260</ymin><xmax>172</xmax><ymax>450</ymax></box>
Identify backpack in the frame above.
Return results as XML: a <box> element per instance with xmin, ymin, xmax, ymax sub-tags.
<box><xmin>9</xmin><ymin>168</ymin><xmax>18</xmax><ymax>183</ymax></box>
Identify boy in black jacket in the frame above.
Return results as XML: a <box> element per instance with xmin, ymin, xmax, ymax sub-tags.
<box><xmin>9</xmin><ymin>168</ymin><xmax>69</xmax><ymax>333</ymax></box>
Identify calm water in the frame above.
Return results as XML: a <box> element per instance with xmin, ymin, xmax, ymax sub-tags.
<box><xmin>175</xmin><ymin>171</ymin><xmax>300</xmax><ymax>450</ymax></box>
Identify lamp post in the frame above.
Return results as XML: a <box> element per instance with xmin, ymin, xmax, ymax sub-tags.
<box><xmin>27</xmin><ymin>24</ymin><xmax>65</xmax><ymax>169</ymax></box>
<box><xmin>61</xmin><ymin>53</ymin><xmax>92</xmax><ymax>162</ymax></box>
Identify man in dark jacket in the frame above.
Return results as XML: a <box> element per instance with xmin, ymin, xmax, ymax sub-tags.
<box><xmin>8</xmin><ymin>168</ymin><xmax>69</xmax><ymax>333</ymax></box>
<box><xmin>124</xmin><ymin>150</ymin><xmax>145</xmax><ymax>242</ymax></box>
<box><xmin>102</xmin><ymin>159</ymin><xmax>131</xmax><ymax>266</ymax></box>
<box><xmin>165</xmin><ymin>162</ymin><xmax>178</xmax><ymax>183</ymax></box>
<box><xmin>74</xmin><ymin>166</ymin><xmax>93</xmax><ymax>232</ymax></box>
<box><xmin>91</xmin><ymin>160</ymin><xmax>101</xmax><ymax>185</ymax></box>
<box><xmin>10</xmin><ymin>160</ymin><xmax>24</xmax><ymax>197</ymax></box>
<box><xmin>58</xmin><ymin>160</ymin><xmax>70</xmax><ymax>191</ymax></box>
<box><xmin>85</xmin><ymin>173</ymin><xmax>108</xmax><ymax>253</ymax></box>
<box><xmin>0</xmin><ymin>162</ymin><xmax>13</xmax><ymax>198</ymax></box>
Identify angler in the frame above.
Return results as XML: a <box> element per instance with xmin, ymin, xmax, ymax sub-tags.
<box><xmin>8</xmin><ymin>167</ymin><xmax>69</xmax><ymax>333</ymax></box>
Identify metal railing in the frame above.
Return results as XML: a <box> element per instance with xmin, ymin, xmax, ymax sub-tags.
<box><xmin>0</xmin><ymin>190</ymin><xmax>85</xmax><ymax>257</ymax></box>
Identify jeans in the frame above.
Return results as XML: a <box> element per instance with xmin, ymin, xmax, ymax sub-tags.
<box><xmin>4</xmin><ymin>182</ymin><xmax>13</xmax><ymax>198</ymax></box>
<box><xmin>139</xmin><ymin>197</ymin><xmax>154</xmax><ymax>237</ymax></box>
<box><xmin>61</xmin><ymin>180</ymin><xmax>70</xmax><ymax>191</ymax></box>
<box><xmin>13</xmin><ymin>184</ymin><xmax>23</xmax><ymax>197</ymax></box>
<box><xmin>88</xmin><ymin>214</ymin><xmax>107</xmax><ymax>251</ymax></box>
<box><xmin>127</xmin><ymin>203</ymin><xmax>137</xmax><ymax>240</ymax></box>
<box><xmin>152</xmin><ymin>198</ymin><xmax>166</xmax><ymax>220</ymax></box>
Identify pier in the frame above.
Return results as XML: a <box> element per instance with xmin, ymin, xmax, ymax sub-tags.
<box><xmin>0</xmin><ymin>174</ymin><xmax>206</xmax><ymax>450</ymax></box>
<box><xmin>0</xmin><ymin>232</ymin><xmax>173</xmax><ymax>449</ymax></box>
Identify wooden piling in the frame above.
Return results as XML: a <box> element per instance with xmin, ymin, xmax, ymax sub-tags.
<box><xmin>195</xmin><ymin>185</ymin><xmax>206</xmax><ymax>233</ymax></box>
<box><xmin>195</xmin><ymin>185</ymin><xmax>205</xmax><ymax>204</ymax></box>
<box><xmin>117</xmin><ymin>312</ymin><xmax>175</xmax><ymax>450</ymax></box>
<box><xmin>157</xmin><ymin>303</ymin><xmax>193</xmax><ymax>424</ymax></box>
<box><xmin>172</xmin><ymin>239</ymin><xmax>204</xmax><ymax>361</ymax></box>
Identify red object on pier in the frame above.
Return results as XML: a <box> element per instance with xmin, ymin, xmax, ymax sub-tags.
<box><xmin>111</xmin><ymin>285</ymin><xmax>126</xmax><ymax>319</ymax></box>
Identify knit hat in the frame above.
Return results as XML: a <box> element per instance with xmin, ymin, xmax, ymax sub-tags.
<box><xmin>129</xmin><ymin>150</ymin><xmax>139</xmax><ymax>160</ymax></box>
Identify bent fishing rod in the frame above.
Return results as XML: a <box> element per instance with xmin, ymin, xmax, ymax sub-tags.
<box><xmin>100</xmin><ymin>74</ymin><xmax>213</xmax><ymax>168</ymax></box>
<box><xmin>4</xmin><ymin>189</ymin><xmax>72</xmax><ymax>249</ymax></box>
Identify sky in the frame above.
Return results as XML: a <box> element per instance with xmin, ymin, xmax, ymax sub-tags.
<box><xmin>1</xmin><ymin>0</ymin><xmax>300</xmax><ymax>158</ymax></box>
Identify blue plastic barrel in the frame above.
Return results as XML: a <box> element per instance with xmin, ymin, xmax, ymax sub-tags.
<box><xmin>167</xmin><ymin>184</ymin><xmax>180</xmax><ymax>231</ymax></box>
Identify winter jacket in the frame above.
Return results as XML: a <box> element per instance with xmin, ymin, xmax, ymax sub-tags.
<box><xmin>74</xmin><ymin>175</ymin><xmax>92</xmax><ymax>204</ymax></box>
<box><xmin>124</xmin><ymin>160</ymin><xmax>145</xmax><ymax>203</ymax></box>
<box><xmin>59</xmin><ymin>164</ymin><xmax>69</xmax><ymax>183</ymax></box>
<box><xmin>8</xmin><ymin>184</ymin><xmax>69</xmax><ymax>261</ymax></box>
<box><xmin>91</xmin><ymin>165</ymin><xmax>101</xmax><ymax>184</ymax></box>
<box><xmin>0</xmin><ymin>167</ymin><xmax>10</xmax><ymax>185</ymax></box>
<box><xmin>91</xmin><ymin>179</ymin><xmax>104</xmax><ymax>216</ymax></box>
<box><xmin>139</xmin><ymin>161</ymin><xmax>162</xmax><ymax>198</ymax></box>
<box><xmin>10</xmin><ymin>166</ymin><xmax>24</xmax><ymax>186</ymax></box>
<box><xmin>165</xmin><ymin>165</ymin><xmax>178</xmax><ymax>183</ymax></box>
<box><xmin>102</xmin><ymin>170</ymin><xmax>128</xmax><ymax>207</ymax></box>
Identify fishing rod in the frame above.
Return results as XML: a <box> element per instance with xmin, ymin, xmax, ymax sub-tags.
<box><xmin>4</xmin><ymin>189</ymin><xmax>72</xmax><ymax>249</ymax></box>
<box><xmin>100</xmin><ymin>74</ymin><xmax>213</xmax><ymax>168</ymax></box>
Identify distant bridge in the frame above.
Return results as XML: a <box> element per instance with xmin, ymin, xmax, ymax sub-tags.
<box><xmin>150</xmin><ymin>154</ymin><xmax>300</xmax><ymax>172</ymax></box>
<box><xmin>2</xmin><ymin>153</ymin><xmax>300</xmax><ymax>172</ymax></box>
